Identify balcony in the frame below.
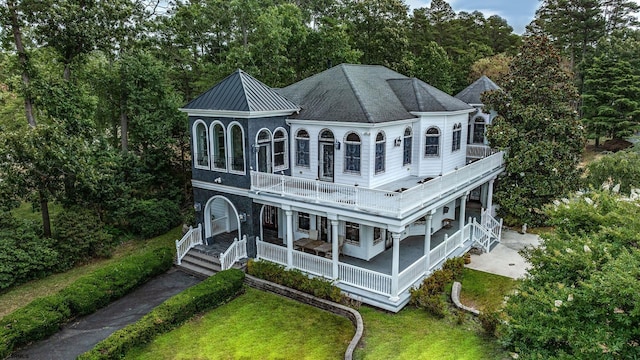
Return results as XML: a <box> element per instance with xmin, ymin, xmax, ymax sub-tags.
<box><xmin>251</xmin><ymin>151</ymin><xmax>504</xmax><ymax>218</ymax></box>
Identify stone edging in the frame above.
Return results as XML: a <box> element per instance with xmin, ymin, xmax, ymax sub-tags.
<box><xmin>451</xmin><ymin>281</ymin><xmax>480</xmax><ymax>315</ymax></box>
<box><xmin>244</xmin><ymin>275</ymin><xmax>363</xmax><ymax>360</ymax></box>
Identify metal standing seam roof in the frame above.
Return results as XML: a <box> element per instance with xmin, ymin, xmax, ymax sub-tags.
<box><xmin>182</xmin><ymin>69</ymin><xmax>300</xmax><ymax>112</ymax></box>
<box><xmin>276</xmin><ymin>64</ymin><xmax>472</xmax><ymax>123</ymax></box>
<box><xmin>454</xmin><ymin>75</ymin><xmax>501</xmax><ymax>105</ymax></box>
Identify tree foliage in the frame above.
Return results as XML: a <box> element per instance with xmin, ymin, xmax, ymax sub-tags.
<box><xmin>585</xmin><ymin>150</ymin><xmax>640</xmax><ymax>194</ymax></box>
<box><xmin>502</xmin><ymin>190</ymin><xmax>640</xmax><ymax>359</ymax></box>
<box><xmin>484</xmin><ymin>36</ymin><xmax>585</xmax><ymax>226</ymax></box>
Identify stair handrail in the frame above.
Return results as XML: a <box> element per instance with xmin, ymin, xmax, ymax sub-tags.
<box><xmin>472</xmin><ymin>218</ymin><xmax>493</xmax><ymax>253</ymax></box>
<box><xmin>175</xmin><ymin>223</ymin><xmax>203</xmax><ymax>265</ymax></box>
<box><xmin>220</xmin><ymin>234</ymin><xmax>248</xmax><ymax>270</ymax></box>
<box><xmin>481</xmin><ymin>209</ymin><xmax>503</xmax><ymax>241</ymax></box>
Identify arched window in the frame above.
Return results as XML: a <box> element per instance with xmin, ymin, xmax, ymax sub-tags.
<box><xmin>295</xmin><ymin>129</ymin><xmax>310</xmax><ymax>167</ymax></box>
<box><xmin>403</xmin><ymin>127</ymin><xmax>412</xmax><ymax>165</ymax></box>
<box><xmin>194</xmin><ymin>121</ymin><xmax>209</xmax><ymax>168</ymax></box>
<box><xmin>273</xmin><ymin>129</ymin><xmax>288</xmax><ymax>171</ymax></box>
<box><xmin>425</xmin><ymin>127</ymin><xmax>440</xmax><ymax>157</ymax></box>
<box><xmin>344</xmin><ymin>132</ymin><xmax>361</xmax><ymax>173</ymax></box>
<box><xmin>256</xmin><ymin>129</ymin><xmax>272</xmax><ymax>173</ymax></box>
<box><xmin>212</xmin><ymin>123</ymin><xmax>226</xmax><ymax>170</ymax></box>
<box><xmin>473</xmin><ymin>117</ymin><xmax>486</xmax><ymax>144</ymax></box>
<box><xmin>452</xmin><ymin>123</ymin><xmax>462</xmax><ymax>152</ymax></box>
<box><xmin>375</xmin><ymin>131</ymin><xmax>385</xmax><ymax>174</ymax></box>
<box><xmin>229</xmin><ymin>123</ymin><xmax>245</xmax><ymax>173</ymax></box>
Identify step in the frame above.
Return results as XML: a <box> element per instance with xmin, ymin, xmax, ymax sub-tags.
<box><xmin>185</xmin><ymin>250</ymin><xmax>221</xmax><ymax>265</ymax></box>
<box><xmin>177</xmin><ymin>262</ymin><xmax>216</xmax><ymax>278</ymax></box>
<box><xmin>182</xmin><ymin>255</ymin><xmax>222</xmax><ymax>272</ymax></box>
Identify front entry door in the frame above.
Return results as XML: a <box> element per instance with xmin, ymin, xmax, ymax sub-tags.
<box><xmin>319</xmin><ymin>142</ymin><xmax>334</xmax><ymax>182</ymax></box>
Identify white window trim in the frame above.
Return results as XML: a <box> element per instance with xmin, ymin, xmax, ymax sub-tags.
<box><xmin>193</xmin><ymin>119</ymin><xmax>210</xmax><ymax>170</ymax></box>
<box><xmin>273</xmin><ymin>127</ymin><xmax>289</xmax><ymax>172</ymax></box>
<box><xmin>210</xmin><ymin>120</ymin><xmax>227</xmax><ymax>172</ymax></box>
<box><xmin>374</xmin><ymin>131</ymin><xmax>386</xmax><ymax>175</ymax></box>
<box><xmin>294</xmin><ymin>128</ymin><xmax>311</xmax><ymax>168</ymax></box>
<box><xmin>424</xmin><ymin>126</ymin><xmax>441</xmax><ymax>158</ymax></box>
<box><xmin>452</xmin><ymin>123</ymin><xmax>462</xmax><ymax>153</ymax></box>
<box><xmin>227</xmin><ymin>121</ymin><xmax>246</xmax><ymax>175</ymax></box>
<box><xmin>343</xmin><ymin>131</ymin><xmax>362</xmax><ymax>175</ymax></box>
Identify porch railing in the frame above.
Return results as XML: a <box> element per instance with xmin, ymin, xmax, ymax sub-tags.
<box><xmin>481</xmin><ymin>208</ymin><xmax>503</xmax><ymax>242</ymax></box>
<box><xmin>293</xmin><ymin>250</ymin><xmax>333</xmax><ymax>278</ymax></box>
<box><xmin>398</xmin><ymin>255</ymin><xmax>428</xmax><ymax>294</ymax></box>
<box><xmin>175</xmin><ymin>224</ymin><xmax>203</xmax><ymax>265</ymax></box>
<box><xmin>256</xmin><ymin>238</ymin><xmax>287</xmax><ymax>265</ymax></box>
<box><xmin>466</xmin><ymin>144</ymin><xmax>495</xmax><ymax>159</ymax></box>
<box><xmin>251</xmin><ymin>151</ymin><xmax>504</xmax><ymax>217</ymax></box>
<box><xmin>339</xmin><ymin>262</ymin><xmax>392</xmax><ymax>296</ymax></box>
<box><xmin>220</xmin><ymin>235</ymin><xmax>248</xmax><ymax>271</ymax></box>
<box><xmin>429</xmin><ymin>223</ymin><xmax>470</xmax><ymax>269</ymax></box>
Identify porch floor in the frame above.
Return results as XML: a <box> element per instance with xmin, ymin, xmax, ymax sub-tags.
<box><xmin>193</xmin><ymin>231</ymin><xmax>237</xmax><ymax>257</ymax></box>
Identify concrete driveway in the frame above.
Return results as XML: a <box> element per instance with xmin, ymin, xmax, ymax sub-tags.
<box><xmin>8</xmin><ymin>269</ymin><xmax>201</xmax><ymax>360</ymax></box>
<box><xmin>465</xmin><ymin>229</ymin><xmax>541</xmax><ymax>279</ymax></box>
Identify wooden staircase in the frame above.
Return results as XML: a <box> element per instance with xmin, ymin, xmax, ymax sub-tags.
<box><xmin>177</xmin><ymin>249</ymin><xmax>222</xmax><ymax>278</ymax></box>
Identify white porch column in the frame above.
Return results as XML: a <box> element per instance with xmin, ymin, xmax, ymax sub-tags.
<box><xmin>459</xmin><ymin>192</ymin><xmax>469</xmax><ymax>234</ymax></box>
<box><xmin>390</xmin><ymin>231</ymin><xmax>401</xmax><ymax>302</ymax></box>
<box><xmin>486</xmin><ymin>178</ymin><xmax>495</xmax><ymax>217</ymax></box>
<box><xmin>285</xmin><ymin>209</ymin><xmax>294</xmax><ymax>268</ymax></box>
<box><xmin>331</xmin><ymin>219</ymin><xmax>339</xmax><ymax>280</ymax></box>
<box><xmin>424</xmin><ymin>211</ymin><xmax>434</xmax><ymax>272</ymax></box>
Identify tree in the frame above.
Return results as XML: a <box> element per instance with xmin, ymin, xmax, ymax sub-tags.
<box><xmin>0</xmin><ymin>124</ymin><xmax>96</xmax><ymax>237</ymax></box>
<box><xmin>407</xmin><ymin>41</ymin><xmax>453</xmax><ymax>93</ymax></box>
<box><xmin>484</xmin><ymin>36</ymin><xmax>585</xmax><ymax>226</ymax></box>
<box><xmin>469</xmin><ymin>53</ymin><xmax>512</xmax><ymax>86</ymax></box>
<box><xmin>502</xmin><ymin>190</ymin><xmax>640</xmax><ymax>359</ymax></box>
<box><xmin>585</xmin><ymin>150</ymin><xmax>640</xmax><ymax>194</ymax></box>
<box><xmin>582</xmin><ymin>30</ymin><xmax>640</xmax><ymax>145</ymax></box>
<box><xmin>602</xmin><ymin>0</ymin><xmax>640</xmax><ymax>33</ymax></box>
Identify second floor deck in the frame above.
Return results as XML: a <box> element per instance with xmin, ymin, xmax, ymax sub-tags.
<box><xmin>251</xmin><ymin>151</ymin><xmax>504</xmax><ymax>218</ymax></box>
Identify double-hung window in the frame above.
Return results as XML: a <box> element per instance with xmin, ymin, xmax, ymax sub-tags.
<box><xmin>344</xmin><ymin>132</ymin><xmax>361</xmax><ymax>174</ymax></box>
<box><xmin>425</xmin><ymin>127</ymin><xmax>440</xmax><ymax>157</ymax></box>
<box><xmin>295</xmin><ymin>129</ymin><xmax>310</xmax><ymax>167</ymax></box>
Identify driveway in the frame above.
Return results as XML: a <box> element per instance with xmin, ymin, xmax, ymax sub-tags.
<box><xmin>9</xmin><ymin>269</ymin><xmax>201</xmax><ymax>360</ymax></box>
<box><xmin>465</xmin><ymin>229</ymin><xmax>541</xmax><ymax>279</ymax></box>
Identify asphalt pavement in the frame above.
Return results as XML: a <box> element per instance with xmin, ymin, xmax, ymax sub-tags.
<box><xmin>8</xmin><ymin>269</ymin><xmax>201</xmax><ymax>360</ymax></box>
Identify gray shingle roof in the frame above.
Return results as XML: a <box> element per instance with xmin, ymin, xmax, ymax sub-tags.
<box><xmin>182</xmin><ymin>69</ymin><xmax>299</xmax><ymax>113</ymax></box>
<box><xmin>454</xmin><ymin>75</ymin><xmax>501</xmax><ymax>105</ymax></box>
<box><xmin>276</xmin><ymin>64</ymin><xmax>472</xmax><ymax>123</ymax></box>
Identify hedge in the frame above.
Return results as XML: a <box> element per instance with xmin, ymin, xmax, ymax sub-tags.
<box><xmin>78</xmin><ymin>269</ymin><xmax>245</xmax><ymax>360</ymax></box>
<box><xmin>0</xmin><ymin>247</ymin><xmax>174</xmax><ymax>358</ymax></box>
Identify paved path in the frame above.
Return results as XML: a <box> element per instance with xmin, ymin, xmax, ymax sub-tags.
<box><xmin>465</xmin><ymin>229</ymin><xmax>541</xmax><ymax>279</ymax></box>
<box><xmin>9</xmin><ymin>269</ymin><xmax>201</xmax><ymax>360</ymax></box>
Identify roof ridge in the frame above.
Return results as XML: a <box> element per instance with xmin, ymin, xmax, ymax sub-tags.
<box><xmin>237</xmin><ymin>69</ymin><xmax>252</xmax><ymax>111</ymax></box>
<box><xmin>411</xmin><ymin>78</ymin><xmax>424</xmax><ymax>112</ymax></box>
<box><xmin>341</xmin><ymin>64</ymin><xmax>374</xmax><ymax>123</ymax></box>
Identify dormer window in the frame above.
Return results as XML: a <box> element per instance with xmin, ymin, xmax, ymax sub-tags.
<box><xmin>403</xmin><ymin>127</ymin><xmax>412</xmax><ymax>165</ymax></box>
<box><xmin>425</xmin><ymin>127</ymin><xmax>440</xmax><ymax>157</ymax></box>
<box><xmin>273</xmin><ymin>129</ymin><xmax>288</xmax><ymax>171</ymax></box>
<box><xmin>194</xmin><ymin>121</ymin><xmax>209</xmax><ymax>169</ymax></box>
<box><xmin>375</xmin><ymin>132</ymin><xmax>385</xmax><ymax>174</ymax></box>
<box><xmin>295</xmin><ymin>129</ymin><xmax>310</xmax><ymax>167</ymax></box>
<box><xmin>344</xmin><ymin>132</ymin><xmax>361</xmax><ymax>174</ymax></box>
<box><xmin>452</xmin><ymin>123</ymin><xmax>462</xmax><ymax>152</ymax></box>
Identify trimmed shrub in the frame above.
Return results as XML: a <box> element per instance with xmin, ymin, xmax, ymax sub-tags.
<box><xmin>442</xmin><ymin>257</ymin><xmax>465</xmax><ymax>281</ymax></box>
<box><xmin>53</xmin><ymin>207</ymin><xmax>115</xmax><ymax>270</ymax></box>
<box><xmin>78</xmin><ymin>269</ymin><xmax>245</xmax><ymax>360</ymax></box>
<box><xmin>410</xmin><ymin>256</ymin><xmax>466</xmax><ymax>317</ymax></box>
<box><xmin>247</xmin><ymin>259</ymin><xmax>344</xmax><ymax>303</ymax></box>
<box><xmin>0</xmin><ymin>247</ymin><xmax>174</xmax><ymax>358</ymax></box>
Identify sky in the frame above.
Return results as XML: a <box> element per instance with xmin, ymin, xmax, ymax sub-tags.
<box><xmin>405</xmin><ymin>0</ymin><xmax>640</xmax><ymax>35</ymax></box>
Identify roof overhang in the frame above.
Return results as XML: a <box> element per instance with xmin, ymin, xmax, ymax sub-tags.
<box><xmin>179</xmin><ymin>108</ymin><xmax>300</xmax><ymax>119</ymax></box>
<box><xmin>285</xmin><ymin>117</ymin><xmax>417</xmax><ymax>127</ymax></box>
<box><xmin>410</xmin><ymin>108</ymin><xmax>476</xmax><ymax>117</ymax></box>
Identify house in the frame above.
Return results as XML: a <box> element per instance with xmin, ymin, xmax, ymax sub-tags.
<box><xmin>176</xmin><ymin>64</ymin><xmax>504</xmax><ymax>312</ymax></box>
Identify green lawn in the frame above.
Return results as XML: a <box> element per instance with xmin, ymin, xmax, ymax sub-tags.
<box><xmin>353</xmin><ymin>305</ymin><xmax>507</xmax><ymax>360</ymax></box>
<box><xmin>460</xmin><ymin>268</ymin><xmax>518</xmax><ymax>311</ymax></box>
<box><xmin>0</xmin><ymin>226</ymin><xmax>182</xmax><ymax>318</ymax></box>
<box><xmin>125</xmin><ymin>287</ymin><xmax>354</xmax><ymax>360</ymax></box>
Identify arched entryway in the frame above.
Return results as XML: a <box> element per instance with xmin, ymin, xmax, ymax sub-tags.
<box><xmin>203</xmin><ymin>195</ymin><xmax>241</xmax><ymax>244</ymax></box>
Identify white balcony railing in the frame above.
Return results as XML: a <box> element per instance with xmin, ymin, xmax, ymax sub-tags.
<box><xmin>466</xmin><ymin>144</ymin><xmax>496</xmax><ymax>159</ymax></box>
<box><xmin>251</xmin><ymin>151</ymin><xmax>504</xmax><ymax>217</ymax></box>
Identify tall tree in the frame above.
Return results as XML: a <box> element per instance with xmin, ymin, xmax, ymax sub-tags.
<box><xmin>582</xmin><ymin>30</ymin><xmax>640</xmax><ymax>145</ymax></box>
<box><xmin>484</xmin><ymin>36</ymin><xmax>585</xmax><ymax>225</ymax></box>
<box><xmin>602</xmin><ymin>0</ymin><xmax>640</xmax><ymax>33</ymax></box>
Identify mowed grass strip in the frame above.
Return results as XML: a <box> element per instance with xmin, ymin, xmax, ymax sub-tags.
<box><xmin>459</xmin><ymin>268</ymin><xmax>517</xmax><ymax>311</ymax></box>
<box><xmin>0</xmin><ymin>226</ymin><xmax>182</xmax><ymax>318</ymax></box>
<box><xmin>125</xmin><ymin>287</ymin><xmax>353</xmax><ymax>360</ymax></box>
<box><xmin>353</xmin><ymin>305</ymin><xmax>507</xmax><ymax>360</ymax></box>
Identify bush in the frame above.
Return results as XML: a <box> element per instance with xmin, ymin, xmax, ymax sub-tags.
<box><xmin>247</xmin><ymin>259</ymin><xmax>344</xmax><ymax>303</ymax></box>
<box><xmin>53</xmin><ymin>207</ymin><xmax>115</xmax><ymax>270</ymax></box>
<box><xmin>0</xmin><ymin>247</ymin><xmax>174</xmax><ymax>358</ymax></box>
<box><xmin>585</xmin><ymin>150</ymin><xmax>640</xmax><ymax>195</ymax></box>
<box><xmin>113</xmin><ymin>198</ymin><xmax>182</xmax><ymax>239</ymax></box>
<box><xmin>0</xmin><ymin>212</ymin><xmax>59</xmax><ymax>290</ymax></box>
<box><xmin>78</xmin><ymin>269</ymin><xmax>245</xmax><ymax>360</ymax></box>
<box><xmin>410</xmin><ymin>257</ymin><xmax>466</xmax><ymax>317</ymax></box>
<box><xmin>478</xmin><ymin>309</ymin><xmax>500</xmax><ymax>336</ymax></box>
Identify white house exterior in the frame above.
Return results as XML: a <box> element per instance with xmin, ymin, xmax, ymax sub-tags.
<box><xmin>179</xmin><ymin>65</ymin><xmax>504</xmax><ymax>311</ymax></box>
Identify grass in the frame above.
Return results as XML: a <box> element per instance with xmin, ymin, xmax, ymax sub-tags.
<box><xmin>0</xmin><ymin>226</ymin><xmax>182</xmax><ymax>318</ymax></box>
<box><xmin>125</xmin><ymin>287</ymin><xmax>354</xmax><ymax>360</ymax></box>
<box><xmin>10</xmin><ymin>201</ymin><xmax>62</xmax><ymax>224</ymax></box>
<box><xmin>460</xmin><ymin>268</ymin><xmax>518</xmax><ymax>311</ymax></box>
<box><xmin>353</xmin><ymin>305</ymin><xmax>508</xmax><ymax>360</ymax></box>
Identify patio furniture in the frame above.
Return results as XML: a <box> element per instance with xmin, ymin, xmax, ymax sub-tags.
<box><xmin>442</xmin><ymin>218</ymin><xmax>454</xmax><ymax>229</ymax></box>
<box><xmin>324</xmin><ymin>236</ymin><xmax>345</xmax><ymax>258</ymax></box>
<box><xmin>293</xmin><ymin>229</ymin><xmax>319</xmax><ymax>250</ymax></box>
